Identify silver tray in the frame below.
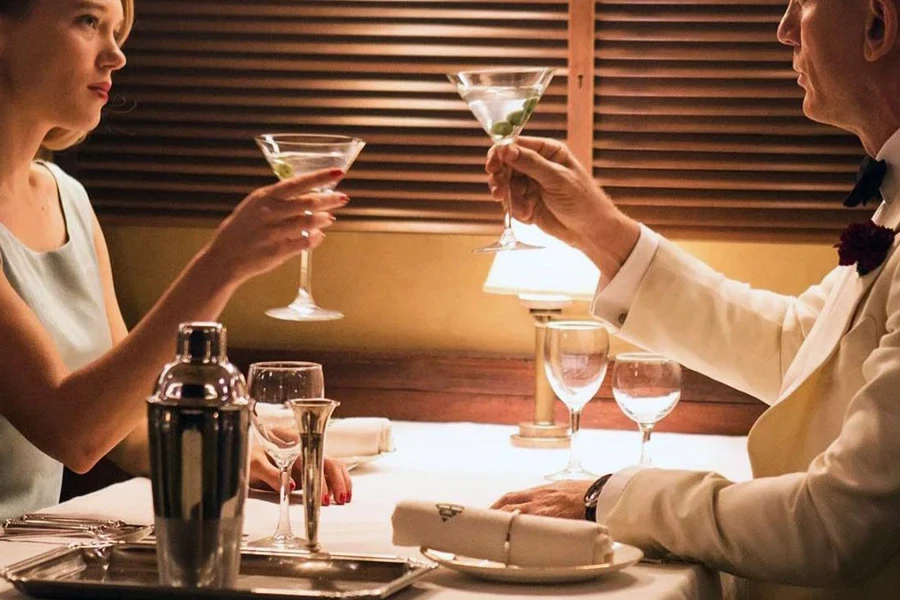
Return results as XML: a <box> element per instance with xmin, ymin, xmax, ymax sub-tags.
<box><xmin>1</xmin><ymin>542</ymin><xmax>436</xmax><ymax>599</ymax></box>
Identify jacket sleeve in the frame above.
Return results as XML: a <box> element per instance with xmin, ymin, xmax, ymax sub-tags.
<box><xmin>608</xmin><ymin>238</ymin><xmax>838</xmax><ymax>404</ymax></box>
<box><xmin>601</xmin><ymin>245</ymin><xmax>900</xmax><ymax>586</ymax></box>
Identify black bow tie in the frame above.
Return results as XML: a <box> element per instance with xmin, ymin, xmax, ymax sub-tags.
<box><xmin>844</xmin><ymin>156</ymin><xmax>887</xmax><ymax>208</ymax></box>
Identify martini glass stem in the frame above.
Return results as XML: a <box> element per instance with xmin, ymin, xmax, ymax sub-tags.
<box><xmin>294</xmin><ymin>249</ymin><xmax>315</xmax><ymax>308</ymax></box>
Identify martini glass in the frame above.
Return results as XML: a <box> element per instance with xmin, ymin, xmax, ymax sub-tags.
<box><xmin>255</xmin><ymin>133</ymin><xmax>365</xmax><ymax>321</ymax></box>
<box><xmin>448</xmin><ymin>67</ymin><xmax>555</xmax><ymax>253</ymax></box>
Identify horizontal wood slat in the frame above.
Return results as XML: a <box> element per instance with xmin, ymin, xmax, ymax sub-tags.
<box><xmin>593</xmin><ymin>0</ymin><xmax>865</xmax><ymax>237</ymax></box>
<box><xmin>63</xmin><ymin>0</ymin><xmax>569</xmax><ymax>228</ymax></box>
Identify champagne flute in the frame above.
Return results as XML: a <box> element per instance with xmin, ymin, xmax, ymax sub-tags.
<box><xmin>255</xmin><ymin>133</ymin><xmax>365</xmax><ymax>321</ymax></box>
<box><xmin>543</xmin><ymin>321</ymin><xmax>610</xmax><ymax>481</ymax></box>
<box><xmin>612</xmin><ymin>353</ymin><xmax>681</xmax><ymax>465</ymax></box>
<box><xmin>247</xmin><ymin>361</ymin><xmax>324</xmax><ymax>548</ymax></box>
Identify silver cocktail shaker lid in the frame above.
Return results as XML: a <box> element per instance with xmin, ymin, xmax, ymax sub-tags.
<box><xmin>148</xmin><ymin>322</ymin><xmax>247</xmax><ymax>407</ymax></box>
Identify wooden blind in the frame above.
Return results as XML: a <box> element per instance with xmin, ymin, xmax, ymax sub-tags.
<box><xmin>591</xmin><ymin>0</ymin><xmax>869</xmax><ymax>240</ymax></box>
<box><xmin>62</xmin><ymin>0</ymin><xmax>570</xmax><ymax>232</ymax></box>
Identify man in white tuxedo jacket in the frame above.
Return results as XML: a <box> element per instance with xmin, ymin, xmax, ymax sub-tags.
<box><xmin>488</xmin><ymin>0</ymin><xmax>900</xmax><ymax>598</ymax></box>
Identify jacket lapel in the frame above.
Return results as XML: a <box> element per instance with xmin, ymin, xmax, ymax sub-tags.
<box><xmin>777</xmin><ymin>195</ymin><xmax>900</xmax><ymax>402</ymax></box>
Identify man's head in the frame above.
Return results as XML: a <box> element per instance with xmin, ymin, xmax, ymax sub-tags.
<box><xmin>778</xmin><ymin>0</ymin><xmax>900</xmax><ymax>152</ymax></box>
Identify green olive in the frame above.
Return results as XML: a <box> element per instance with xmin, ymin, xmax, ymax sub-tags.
<box><xmin>507</xmin><ymin>109</ymin><xmax>526</xmax><ymax>127</ymax></box>
<box><xmin>490</xmin><ymin>120</ymin><xmax>514</xmax><ymax>137</ymax></box>
<box><xmin>523</xmin><ymin>97</ymin><xmax>538</xmax><ymax>113</ymax></box>
<box><xmin>273</xmin><ymin>162</ymin><xmax>294</xmax><ymax>180</ymax></box>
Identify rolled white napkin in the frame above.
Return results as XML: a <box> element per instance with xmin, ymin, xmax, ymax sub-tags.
<box><xmin>392</xmin><ymin>500</ymin><xmax>613</xmax><ymax>568</ymax></box>
<box><xmin>325</xmin><ymin>417</ymin><xmax>393</xmax><ymax>458</ymax></box>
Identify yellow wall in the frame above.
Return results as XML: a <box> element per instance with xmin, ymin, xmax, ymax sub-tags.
<box><xmin>103</xmin><ymin>226</ymin><xmax>837</xmax><ymax>355</ymax></box>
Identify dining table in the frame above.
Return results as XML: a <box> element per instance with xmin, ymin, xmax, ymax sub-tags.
<box><xmin>0</xmin><ymin>420</ymin><xmax>752</xmax><ymax>600</ymax></box>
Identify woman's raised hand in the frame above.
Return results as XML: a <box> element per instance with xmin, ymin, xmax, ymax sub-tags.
<box><xmin>201</xmin><ymin>168</ymin><xmax>348</xmax><ymax>286</ymax></box>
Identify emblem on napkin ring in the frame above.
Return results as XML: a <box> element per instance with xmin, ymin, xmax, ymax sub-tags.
<box><xmin>503</xmin><ymin>509</ymin><xmax>521</xmax><ymax>566</ymax></box>
<box><xmin>435</xmin><ymin>503</ymin><xmax>465</xmax><ymax>522</ymax></box>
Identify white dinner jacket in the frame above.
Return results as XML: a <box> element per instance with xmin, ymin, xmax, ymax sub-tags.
<box><xmin>597</xmin><ymin>193</ymin><xmax>900</xmax><ymax>600</ymax></box>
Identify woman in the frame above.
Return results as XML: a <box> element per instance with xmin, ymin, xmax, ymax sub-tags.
<box><xmin>0</xmin><ymin>0</ymin><xmax>352</xmax><ymax>519</ymax></box>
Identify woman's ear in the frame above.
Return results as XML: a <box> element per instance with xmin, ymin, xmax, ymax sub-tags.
<box><xmin>865</xmin><ymin>0</ymin><xmax>899</xmax><ymax>61</ymax></box>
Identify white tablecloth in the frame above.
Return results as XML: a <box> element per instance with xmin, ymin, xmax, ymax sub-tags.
<box><xmin>0</xmin><ymin>421</ymin><xmax>752</xmax><ymax>600</ymax></box>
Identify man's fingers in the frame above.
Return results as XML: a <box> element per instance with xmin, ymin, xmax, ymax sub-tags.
<box><xmin>511</xmin><ymin>136</ymin><xmax>572</xmax><ymax>165</ymax></box>
<box><xmin>497</xmin><ymin>143</ymin><xmax>566</xmax><ymax>188</ymax></box>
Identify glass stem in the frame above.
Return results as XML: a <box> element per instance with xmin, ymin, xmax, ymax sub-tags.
<box><xmin>296</xmin><ymin>249</ymin><xmax>314</xmax><ymax>303</ymax></box>
<box><xmin>275</xmin><ymin>465</ymin><xmax>294</xmax><ymax>540</ymax></box>
<box><xmin>566</xmin><ymin>408</ymin><xmax>584</xmax><ymax>471</ymax></box>
<box><xmin>638</xmin><ymin>424</ymin><xmax>655</xmax><ymax>465</ymax></box>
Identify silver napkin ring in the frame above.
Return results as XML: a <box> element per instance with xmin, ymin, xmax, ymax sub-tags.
<box><xmin>502</xmin><ymin>509</ymin><xmax>521</xmax><ymax>566</ymax></box>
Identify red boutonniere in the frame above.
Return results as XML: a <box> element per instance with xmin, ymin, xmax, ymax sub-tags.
<box><xmin>834</xmin><ymin>220</ymin><xmax>896</xmax><ymax>276</ymax></box>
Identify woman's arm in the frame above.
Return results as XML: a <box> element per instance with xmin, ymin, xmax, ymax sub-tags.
<box><xmin>0</xmin><ymin>169</ymin><xmax>346</xmax><ymax>473</ymax></box>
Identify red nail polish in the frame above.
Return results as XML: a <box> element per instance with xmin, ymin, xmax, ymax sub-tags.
<box><xmin>338</xmin><ymin>492</ymin><xmax>346</xmax><ymax>504</ymax></box>
<box><xmin>322</xmin><ymin>493</ymin><xmax>330</xmax><ymax>506</ymax></box>
<box><xmin>289</xmin><ymin>480</ymin><xmax>296</xmax><ymax>492</ymax></box>
<box><xmin>329</xmin><ymin>169</ymin><xmax>345</xmax><ymax>177</ymax></box>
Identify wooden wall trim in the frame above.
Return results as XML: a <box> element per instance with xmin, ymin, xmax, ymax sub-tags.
<box><xmin>229</xmin><ymin>348</ymin><xmax>766</xmax><ymax>436</ymax></box>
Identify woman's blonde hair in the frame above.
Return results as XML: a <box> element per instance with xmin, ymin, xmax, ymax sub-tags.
<box><xmin>0</xmin><ymin>0</ymin><xmax>135</xmax><ymax>151</ymax></box>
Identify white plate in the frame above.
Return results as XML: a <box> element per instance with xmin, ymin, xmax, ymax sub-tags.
<box><xmin>420</xmin><ymin>542</ymin><xmax>643</xmax><ymax>584</ymax></box>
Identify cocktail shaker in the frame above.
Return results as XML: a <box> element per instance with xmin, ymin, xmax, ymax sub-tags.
<box><xmin>147</xmin><ymin>322</ymin><xmax>250</xmax><ymax>588</ymax></box>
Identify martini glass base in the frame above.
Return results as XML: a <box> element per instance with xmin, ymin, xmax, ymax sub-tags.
<box><xmin>473</xmin><ymin>228</ymin><xmax>543</xmax><ymax>253</ymax></box>
<box><xmin>266</xmin><ymin>304</ymin><xmax>344</xmax><ymax>322</ymax></box>
<box><xmin>544</xmin><ymin>466</ymin><xmax>598</xmax><ymax>482</ymax></box>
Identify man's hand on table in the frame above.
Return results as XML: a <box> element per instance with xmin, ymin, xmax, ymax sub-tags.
<box><xmin>248</xmin><ymin>437</ymin><xmax>353</xmax><ymax>505</ymax></box>
<box><xmin>491</xmin><ymin>480</ymin><xmax>592</xmax><ymax>520</ymax></box>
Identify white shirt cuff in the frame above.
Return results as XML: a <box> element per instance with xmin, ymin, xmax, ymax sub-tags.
<box><xmin>594</xmin><ymin>466</ymin><xmax>647</xmax><ymax>524</ymax></box>
<box><xmin>590</xmin><ymin>224</ymin><xmax>660</xmax><ymax>331</ymax></box>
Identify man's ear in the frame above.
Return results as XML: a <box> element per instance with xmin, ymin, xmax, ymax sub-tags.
<box><xmin>865</xmin><ymin>0</ymin><xmax>898</xmax><ymax>61</ymax></box>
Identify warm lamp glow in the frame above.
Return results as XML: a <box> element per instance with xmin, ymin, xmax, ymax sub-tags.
<box><xmin>482</xmin><ymin>221</ymin><xmax>600</xmax><ymax>301</ymax></box>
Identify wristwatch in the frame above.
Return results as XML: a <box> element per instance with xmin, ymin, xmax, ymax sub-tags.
<box><xmin>584</xmin><ymin>474</ymin><xmax>613</xmax><ymax>522</ymax></box>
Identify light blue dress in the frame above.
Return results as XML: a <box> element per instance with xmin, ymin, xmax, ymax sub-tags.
<box><xmin>0</xmin><ymin>162</ymin><xmax>112</xmax><ymax>520</ymax></box>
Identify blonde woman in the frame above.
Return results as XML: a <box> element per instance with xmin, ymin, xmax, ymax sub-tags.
<box><xmin>0</xmin><ymin>0</ymin><xmax>351</xmax><ymax>519</ymax></box>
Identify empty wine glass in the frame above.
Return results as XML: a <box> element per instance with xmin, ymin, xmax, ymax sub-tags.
<box><xmin>255</xmin><ymin>133</ymin><xmax>365</xmax><ymax>321</ymax></box>
<box><xmin>448</xmin><ymin>67</ymin><xmax>555</xmax><ymax>253</ymax></box>
<box><xmin>543</xmin><ymin>321</ymin><xmax>610</xmax><ymax>481</ymax></box>
<box><xmin>247</xmin><ymin>361</ymin><xmax>324</xmax><ymax>549</ymax></box>
<box><xmin>612</xmin><ymin>353</ymin><xmax>681</xmax><ymax>465</ymax></box>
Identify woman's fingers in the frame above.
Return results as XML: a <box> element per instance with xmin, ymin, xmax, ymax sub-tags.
<box><xmin>264</xmin><ymin>168</ymin><xmax>345</xmax><ymax>199</ymax></box>
<box><xmin>266</xmin><ymin>191</ymin><xmax>349</xmax><ymax>217</ymax></box>
<box><xmin>248</xmin><ymin>447</ymin><xmax>283</xmax><ymax>492</ymax></box>
<box><xmin>323</xmin><ymin>458</ymin><xmax>353</xmax><ymax>505</ymax></box>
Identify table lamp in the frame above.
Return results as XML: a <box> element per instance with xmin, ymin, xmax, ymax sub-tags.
<box><xmin>483</xmin><ymin>220</ymin><xmax>601</xmax><ymax>448</ymax></box>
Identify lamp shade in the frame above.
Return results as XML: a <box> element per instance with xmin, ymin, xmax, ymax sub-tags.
<box><xmin>482</xmin><ymin>221</ymin><xmax>600</xmax><ymax>301</ymax></box>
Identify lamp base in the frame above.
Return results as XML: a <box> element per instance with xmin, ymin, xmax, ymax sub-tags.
<box><xmin>510</xmin><ymin>422</ymin><xmax>570</xmax><ymax>449</ymax></box>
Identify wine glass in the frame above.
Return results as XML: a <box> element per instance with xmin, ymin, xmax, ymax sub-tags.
<box><xmin>255</xmin><ymin>133</ymin><xmax>365</xmax><ymax>321</ymax></box>
<box><xmin>543</xmin><ymin>320</ymin><xmax>610</xmax><ymax>481</ymax></box>
<box><xmin>247</xmin><ymin>361</ymin><xmax>324</xmax><ymax>548</ymax></box>
<box><xmin>448</xmin><ymin>67</ymin><xmax>555</xmax><ymax>253</ymax></box>
<box><xmin>612</xmin><ymin>353</ymin><xmax>682</xmax><ymax>465</ymax></box>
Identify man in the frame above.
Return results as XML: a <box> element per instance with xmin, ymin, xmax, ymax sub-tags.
<box><xmin>488</xmin><ymin>0</ymin><xmax>900</xmax><ymax>597</ymax></box>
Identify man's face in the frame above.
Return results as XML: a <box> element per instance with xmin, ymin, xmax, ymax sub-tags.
<box><xmin>777</xmin><ymin>0</ymin><xmax>869</xmax><ymax>129</ymax></box>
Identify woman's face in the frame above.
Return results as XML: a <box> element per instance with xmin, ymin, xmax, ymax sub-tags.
<box><xmin>0</xmin><ymin>0</ymin><xmax>127</xmax><ymax>134</ymax></box>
